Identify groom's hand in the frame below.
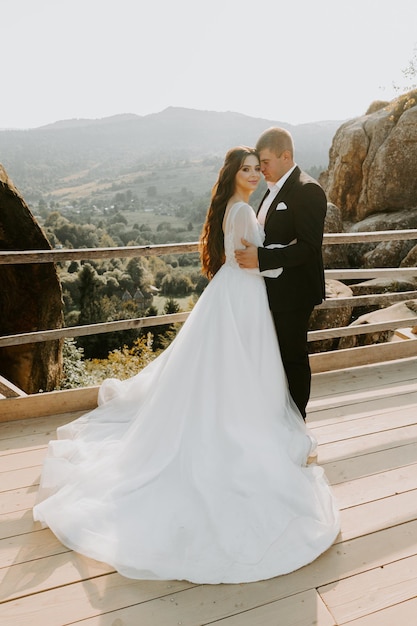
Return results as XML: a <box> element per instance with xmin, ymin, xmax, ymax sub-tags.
<box><xmin>235</xmin><ymin>239</ymin><xmax>259</xmax><ymax>268</ymax></box>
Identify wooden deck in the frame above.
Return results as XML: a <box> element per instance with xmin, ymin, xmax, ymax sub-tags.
<box><xmin>1</xmin><ymin>357</ymin><xmax>417</xmax><ymax>625</ymax></box>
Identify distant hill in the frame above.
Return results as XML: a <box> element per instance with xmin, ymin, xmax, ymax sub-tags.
<box><xmin>0</xmin><ymin>107</ymin><xmax>344</xmax><ymax>203</ymax></box>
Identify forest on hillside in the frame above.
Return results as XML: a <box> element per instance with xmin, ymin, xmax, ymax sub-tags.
<box><xmin>40</xmin><ymin>190</ymin><xmax>211</xmax><ymax>375</ymax></box>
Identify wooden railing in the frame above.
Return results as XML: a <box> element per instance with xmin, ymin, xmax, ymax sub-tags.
<box><xmin>1</xmin><ymin>230</ymin><xmax>417</xmax><ymax>415</ymax></box>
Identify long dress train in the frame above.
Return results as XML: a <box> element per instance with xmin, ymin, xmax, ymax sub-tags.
<box><xmin>33</xmin><ymin>201</ymin><xmax>339</xmax><ymax>584</ymax></box>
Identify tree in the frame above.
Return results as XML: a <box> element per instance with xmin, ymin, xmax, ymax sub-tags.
<box><xmin>144</xmin><ymin>298</ymin><xmax>181</xmax><ymax>352</ymax></box>
<box><xmin>160</xmin><ymin>273</ymin><xmax>193</xmax><ymax>296</ymax></box>
<box><xmin>159</xmin><ymin>298</ymin><xmax>181</xmax><ymax>348</ymax></box>
<box><xmin>393</xmin><ymin>46</ymin><xmax>417</xmax><ymax>93</ymax></box>
<box><xmin>195</xmin><ymin>274</ymin><xmax>209</xmax><ymax>295</ymax></box>
<box><xmin>84</xmin><ymin>335</ymin><xmax>156</xmax><ymax>384</ymax></box>
<box><xmin>98</xmin><ymin>297</ymin><xmax>145</xmax><ymax>356</ymax></box>
<box><xmin>164</xmin><ymin>298</ymin><xmax>180</xmax><ymax>315</ymax></box>
<box><xmin>67</xmin><ymin>260</ymin><xmax>79</xmax><ymax>273</ymax></box>
<box><xmin>77</xmin><ymin>264</ymin><xmax>105</xmax><ymax>358</ymax></box>
<box><xmin>44</xmin><ymin>210</ymin><xmax>62</xmax><ymax>227</ymax></box>
<box><xmin>57</xmin><ymin>338</ymin><xmax>93</xmax><ymax>389</ymax></box>
<box><xmin>109</xmin><ymin>212</ymin><xmax>128</xmax><ymax>225</ymax></box>
<box><xmin>78</xmin><ymin>264</ymin><xmax>102</xmax><ymax>325</ymax></box>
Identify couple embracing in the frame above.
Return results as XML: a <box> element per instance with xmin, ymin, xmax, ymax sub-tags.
<box><xmin>34</xmin><ymin>127</ymin><xmax>339</xmax><ymax>585</ymax></box>
<box><xmin>236</xmin><ymin>126</ymin><xmax>327</xmax><ymax>421</ymax></box>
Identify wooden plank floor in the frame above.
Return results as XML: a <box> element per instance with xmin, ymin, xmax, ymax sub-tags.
<box><xmin>1</xmin><ymin>357</ymin><xmax>417</xmax><ymax>625</ymax></box>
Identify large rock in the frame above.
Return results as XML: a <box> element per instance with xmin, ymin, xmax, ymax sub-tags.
<box><xmin>338</xmin><ymin>300</ymin><xmax>417</xmax><ymax>349</ymax></box>
<box><xmin>349</xmin><ymin>277</ymin><xmax>417</xmax><ymax>296</ymax></box>
<box><xmin>0</xmin><ymin>165</ymin><xmax>63</xmax><ymax>393</ymax></box>
<box><xmin>346</xmin><ymin>208</ymin><xmax>417</xmax><ymax>268</ymax></box>
<box><xmin>309</xmin><ymin>279</ymin><xmax>353</xmax><ymax>352</ymax></box>
<box><xmin>322</xmin><ymin>202</ymin><xmax>349</xmax><ymax>269</ymax></box>
<box><xmin>322</xmin><ymin>89</ymin><xmax>417</xmax><ymax>222</ymax></box>
<box><xmin>401</xmin><ymin>242</ymin><xmax>417</xmax><ymax>267</ymax></box>
<box><xmin>347</xmin><ymin>276</ymin><xmax>417</xmax><ymax>321</ymax></box>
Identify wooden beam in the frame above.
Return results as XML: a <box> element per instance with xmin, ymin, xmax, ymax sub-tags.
<box><xmin>1</xmin><ymin>295</ymin><xmax>417</xmax><ymax>349</ymax></box>
<box><xmin>316</xmin><ymin>291</ymin><xmax>417</xmax><ymax>309</ymax></box>
<box><xmin>310</xmin><ymin>339</ymin><xmax>417</xmax><ymax>373</ymax></box>
<box><xmin>0</xmin><ymin>376</ymin><xmax>27</xmax><ymax>399</ymax></box>
<box><xmin>1</xmin><ymin>229</ymin><xmax>417</xmax><ymax>266</ymax></box>
<box><xmin>326</xmin><ymin>268</ymin><xmax>417</xmax><ymax>280</ymax></box>
<box><xmin>308</xmin><ymin>317</ymin><xmax>417</xmax><ymax>341</ymax></box>
<box><xmin>0</xmin><ymin>386</ymin><xmax>99</xmax><ymax>422</ymax></box>
<box><xmin>0</xmin><ymin>242</ymin><xmax>200</xmax><ymax>265</ymax></box>
<box><xmin>322</xmin><ymin>229</ymin><xmax>417</xmax><ymax>243</ymax></box>
<box><xmin>1</xmin><ymin>342</ymin><xmax>416</xmax><ymax>421</ymax></box>
<box><xmin>0</xmin><ymin>312</ymin><xmax>190</xmax><ymax>348</ymax></box>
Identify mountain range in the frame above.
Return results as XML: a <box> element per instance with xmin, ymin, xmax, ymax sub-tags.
<box><xmin>0</xmin><ymin>107</ymin><xmax>344</xmax><ymax>204</ymax></box>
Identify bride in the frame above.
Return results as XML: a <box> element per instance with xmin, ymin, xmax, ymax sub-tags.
<box><xmin>33</xmin><ymin>146</ymin><xmax>339</xmax><ymax>584</ymax></box>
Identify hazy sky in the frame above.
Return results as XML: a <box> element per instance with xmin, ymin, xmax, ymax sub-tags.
<box><xmin>1</xmin><ymin>0</ymin><xmax>416</xmax><ymax>129</ymax></box>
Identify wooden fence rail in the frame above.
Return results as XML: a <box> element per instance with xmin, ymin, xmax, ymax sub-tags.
<box><xmin>1</xmin><ymin>292</ymin><xmax>417</xmax><ymax>349</ymax></box>
<box><xmin>1</xmin><ymin>229</ymin><xmax>417</xmax><ymax>265</ymax></box>
<box><xmin>1</xmin><ymin>231</ymin><xmax>417</xmax><ymax>349</ymax></box>
<box><xmin>1</xmin><ymin>230</ymin><xmax>417</xmax><ymax>394</ymax></box>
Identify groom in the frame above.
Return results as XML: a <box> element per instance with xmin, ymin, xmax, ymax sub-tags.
<box><xmin>235</xmin><ymin>127</ymin><xmax>327</xmax><ymax>420</ymax></box>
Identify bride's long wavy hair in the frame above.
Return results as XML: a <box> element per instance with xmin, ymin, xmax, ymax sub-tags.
<box><xmin>199</xmin><ymin>146</ymin><xmax>258</xmax><ymax>280</ymax></box>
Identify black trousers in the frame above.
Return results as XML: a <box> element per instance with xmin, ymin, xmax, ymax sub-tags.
<box><xmin>271</xmin><ymin>306</ymin><xmax>314</xmax><ymax>420</ymax></box>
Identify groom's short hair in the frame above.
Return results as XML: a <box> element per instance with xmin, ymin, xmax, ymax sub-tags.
<box><xmin>256</xmin><ymin>127</ymin><xmax>294</xmax><ymax>158</ymax></box>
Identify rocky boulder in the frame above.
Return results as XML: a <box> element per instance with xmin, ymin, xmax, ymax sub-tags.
<box><xmin>401</xmin><ymin>241</ymin><xmax>417</xmax><ymax>267</ymax></box>
<box><xmin>322</xmin><ymin>89</ymin><xmax>417</xmax><ymax>222</ymax></box>
<box><xmin>346</xmin><ymin>208</ymin><xmax>417</xmax><ymax>269</ymax></box>
<box><xmin>338</xmin><ymin>300</ymin><xmax>417</xmax><ymax>349</ymax></box>
<box><xmin>309</xmin><ymin>279</ymin><xmax>353</xmax><ymax>352</ymax></box>
<box><xmin>349</xmin><ymin>277</ymin><xmax>417</xmax><ymax>296</ymax></box>
<box><xmin>0</xmin><ymin>165</ymin><xmax>63</xmax><ymax>393</ymax></box>
<box><xmin>322</xmin><ymin>202</ymin><xmax>349</xmax><ymax>269</ymax></box>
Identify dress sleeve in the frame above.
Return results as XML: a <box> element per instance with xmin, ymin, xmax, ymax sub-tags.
<box><xmin>230</xmin><ymin>203</ymin><xmax>282</xmax><ymax>278</ymax></box>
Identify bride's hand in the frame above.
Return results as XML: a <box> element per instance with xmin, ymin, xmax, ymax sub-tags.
<box><xmin>235</xmin><ymin>239</ymin><xmax>259</xmax><ymax>269</ymax></box>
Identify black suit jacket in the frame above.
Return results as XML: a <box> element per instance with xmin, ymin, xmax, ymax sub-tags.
<box><xmin>257</xmin><ymin>166</ymin><xmax>327</xmax><ymax>312</ymax></box>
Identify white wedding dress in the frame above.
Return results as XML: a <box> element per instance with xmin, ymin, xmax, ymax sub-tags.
<box><xmin>33</xmin><ymin>201</ymin><xmax>339</xmax><ymax>584</ymax></box>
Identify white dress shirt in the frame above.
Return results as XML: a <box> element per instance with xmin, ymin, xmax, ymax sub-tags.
<box><xmin>257</xmin><ymin>164</ymin><xmax>297</xmax><ymax>226</ymax></box>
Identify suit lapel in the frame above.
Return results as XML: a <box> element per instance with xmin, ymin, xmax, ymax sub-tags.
<box><xmin>256</xmin><ymin>189</ymin><xmax>270</xmax><ymax>217</ymax></box>
<box><xmin>264</xmin><ymin>166</ymin><xmax>299</xmax><ymax>228</ymax></box>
